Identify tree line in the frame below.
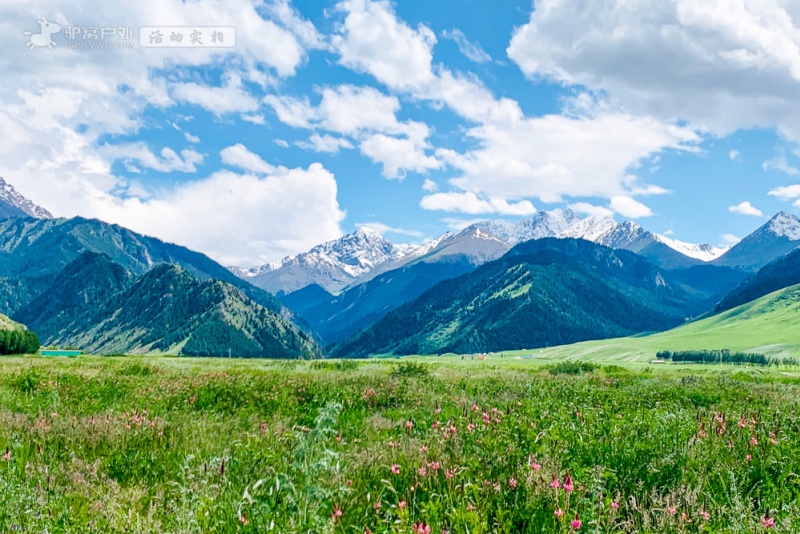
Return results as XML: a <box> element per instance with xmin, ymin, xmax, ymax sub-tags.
<box><xmin>656</xmin><ymin>349</ymin><xmax>798</xmax><ymax>367</ymax></box>
<box><xmin>0</xmin><ymin>329</ymin><xmax>41</xmax><ymax>355</ymax></box>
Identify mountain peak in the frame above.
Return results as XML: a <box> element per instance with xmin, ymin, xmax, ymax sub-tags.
<box><xmin>766</xmin><ymin>211</ymin><xmax>800</xmax><ymax>240</ymax></box>
<box><xmin>0</xmin><ymin>177</ymin><xmax>53</xmax><ymax>219</ymax></box>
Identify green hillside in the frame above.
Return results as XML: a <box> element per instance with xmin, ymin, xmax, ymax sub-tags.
<box><xmin>17</xmin><ymin>253</ymin><xmax>320</xmax><ymax>358</ymax></box>
<box><xmin>333</xmin><ymin>239</ymin><xmax>742</xmax><ymax>358</ymax></box>
<box><xmin>531</xmin><ymin>282</ymin><xmax>800</xmax><ymax>363</ymax></box>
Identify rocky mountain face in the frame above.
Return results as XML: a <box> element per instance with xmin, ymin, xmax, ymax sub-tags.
<box><xmin>713</xmin><ymin>212</ymin><xmax>800</xmax><ymax>271</ymax></box>
<box><xmin>0</xmin><ymin>177</ymin><xmax>53</xmax><ymax>220</ymax></box>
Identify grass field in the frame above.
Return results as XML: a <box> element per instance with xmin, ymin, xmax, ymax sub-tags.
<box><xmin>466</xmin><ymin>284</ymin><xmax>800</xmax><ymax>367</ymax></box>
<box><xmin>0</xmin><ymin>355</ymin><xmax>799</xmax><ymax>532</ymax></box>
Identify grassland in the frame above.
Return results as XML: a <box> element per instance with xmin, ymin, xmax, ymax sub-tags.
<box><xmin>0</xmin><ymin>355</ymin><xmax>798</xmax><ymax>532</ymax></box>
<box><xmin>469</xmin><ymin>283</ymin><xmax>800</xmax><ymax>367</ymax></box>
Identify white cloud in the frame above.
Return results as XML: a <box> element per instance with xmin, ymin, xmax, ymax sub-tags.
<box><xmin>274</xmin><ymin>139</ymin><xmax>290</xmax><ymax>148</ymax></box>
<box><xmin>104</xmin><ymin>165</ymin><xmax>345</xmax><ymax>266</ymax></box>
<box><xmin>297</xmin><ymin>134</ymin><xmax>354</xmax><ymax>154</ymax></box>
<box><xmin>361</xmin><ymin>134</ymin><xmax>441</xmax><ymax>178</ymax></box>
<box><xmin>100</xmin><ymin>143</ymin><xmax>204</xmax><ymax>173</ymax></box>
<box><xmin>728</xmin><ymin>201</ymin><xmax>764</xmax><ymax>217</ymax></box>
<box><xmin>263</xmin><ymin>94</ymin><xmax>317</xmax><ymax>128</ymax></box>
<box><xmin>662</xmin><ymin>229</ymin><xmax>675</xmax><ymax>236</ymax></box>
<box><xmin>184</xmin><ymin>132</ymin><xmax>201</xmax><ymax>143</ymax></box>
<box><xmin>507</xmin><ymin>0</ymin><xmax>800</xmax><ymax>144</ymax></box>
<box><xmin>721</xmin><ymin>233</ymin><xmax>742</xmax><ymax>245</ymax></box>
<box><xmin>729</xmin><ymin>149</ymin><xmax>740</xmax><ymax>161</ymax></box>
<box><xmin>442</xmin><ymin>29</ymin><xmax>491</xmax><ymax>63</ymax></box>
<box><xmin>610</xmin><ymin>196</ymin><xmax>654</xmax><ymax>218</ymax></box>
<box><xmin>569</xmin><ymin>202</ymin><xmax>615</xmax><ymax>218</ymax></box>
<box><xmin>763</xmin><ymin>149</ymin><xmax>800</xmax><ymax>176</ymax></box>
<box><xmin>0</xmin><ymin>0</ymin><xmax>334</xmax><ymax>265</ymax></box>
<box><xmin>768</xmin><ymin>184</ymin><xmax>800</xmax><ymax>199</ymax></box>
<box><xmin>437</xmin><ymin>108</ymin><xmax>698</xmax><ymax>203</ymax></box>
<box><xmin>355</xmin><ymin>221</ymin><xmax>424</xmax><ymax>238</ymax></box>
<box><xmin>422</xmin><ymin>178</ymin><xmax>438</xmax><ymax>192</ymax></box>
<box><xmin>420</xmin><ymin>191</ymin><xmax>536</xmax><ymax>216</ymax></box>
<box><xmin>220</xmin><ymin>144</ymin><xmax>275</xmax><ymax>174</ymax></box>
<box><xmin>242</xmin><ymin>114</ymin><xmax>266</xmax><ymax>125</ymax></box>
<box><xmin>331</xmin><ymin>0</ymin><xmax>701</xmax><ymax>209</ymax></box>
<box><xmin>172</xmin><ymin>73</ymin><xmax>260</xmax><ymax>115</ymax></box>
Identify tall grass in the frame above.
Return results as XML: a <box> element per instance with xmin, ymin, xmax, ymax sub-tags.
<box><xmin>0</xmin><ymin>357</ymin><xmax>796</xmax><ymax>532</ymax></box>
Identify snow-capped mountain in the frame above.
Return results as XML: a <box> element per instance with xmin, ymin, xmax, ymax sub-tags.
<box><xmin>422</xmin><ymin>226</ymin><xmax>511</xmax><ymax>265</ymax></box>
<box><xmin>231</xmin><ymin>227</ymin><xmax>415</xmax><ymax>294</ymax></box>
<box><xmin>473</xmin><ymin>209</ymin><xmax>580</xmax><ymax>245</ymax></box>
<box><xmin>0</xmin><ymin>177</ymin><xmax>53</xmax><ymax>219</ymax></box>
<box><xmin>714</xmin><ymin>212</ymin><xmax>800</xmax><ymax>271</ymax></box>
<box><xmin>557</xmin><ymin>216</ymin><xmax>723</xmax><ymax>268</ymax></box>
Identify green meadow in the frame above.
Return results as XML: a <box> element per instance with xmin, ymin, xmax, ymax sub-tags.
<box><xmin>0</xmin><ymin>355</ymin><xmax>797</xmax><ymax>533</ymax></box>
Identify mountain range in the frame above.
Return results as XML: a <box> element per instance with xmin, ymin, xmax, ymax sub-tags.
<box><xmin>331</xmin><ymin>238</ymin><xmax>745</xmax><ymax>357</ymax></box>
<box><xmin>2</xmin><ymin>176</ymin><xmax>800</xmax><ymax>359</ymax></box>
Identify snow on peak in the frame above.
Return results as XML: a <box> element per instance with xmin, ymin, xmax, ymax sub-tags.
<box><xmin>557</xmin><ymin>215</ymin><xmax>619</xmax><ymax>242</ymax></box>
<box><xmin>0</xmin><ymin>177</ymin><xmax>53</xmax><ymax>219</ymax></box>
<box><xmin>472</xmin><ymin>208</ymin><xmax>581</xmax><ymax>245</ymax></box>
<box><xmin>766</xmin><ymin>211</ymin><xmax>800</xmax><ymax>240</ymax></box>
<box><xmin>654</xmin><ymin>234</ymin><xmax>728</xmax><ymax>262</ymax></box>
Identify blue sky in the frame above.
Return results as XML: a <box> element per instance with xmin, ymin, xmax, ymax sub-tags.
<box><xmin>3</xmin><ymin>0</ymin><xmax>800</xmax><ymax>266</ymax></box>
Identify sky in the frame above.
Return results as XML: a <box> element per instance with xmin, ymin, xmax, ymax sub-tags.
<box><xmin>3</xmin><ymin>0</ymin><xmax>800</xmax><ymax>267</ymax></box>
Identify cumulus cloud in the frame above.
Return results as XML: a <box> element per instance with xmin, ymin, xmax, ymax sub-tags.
<box><xmin>296</xmin><ymin>134</ymin><xmax>354</xmax><ymax>154</ymax></box>
<box><xmin>332</xmin><ymin>0</ymin><xmax>699</xmax><ymax>211</ymax></box>
<box><xmin>507</xmin><ymin>0</ymin><xmax>800</xmax><ymax>144</ymax></box>
<box><xmin>728</xmin><ymin>201</ymin><xmax>764</xmax><ymax>217</ymax></box>
<box><xmin>422</xmin><ymin>179</ymin><xmax>438</xmax><ymax>192</ymax></box>
<box><xmin>361</xmin><ymin>134</ymin><xmax>440</xmax><ymax>178</ymax></box>
<box><xmin>610</xmin><ymin>196</ymin><xmax>654</xmax><ymax>218</ymax></box>
<box><xmin>0</xmin><ymin>0</ymin><xmax>342</xmax><ymax>265</ymax></box>
<box><xmin>729</xmin><ymin>150</ymin><xmax>740</xmax><ymax>161</ymax></box>
<box><xmin>220</xmin><ymin>144</ymin><xmax>275</xmax><ymax>174</ymax></box>
<box><xmin>721</xmin><ymin>233</ymin><xmax>742</xmax><ymax>245</ymax></box>
<box><xmin>100</xmin><ymin>143</ymin><xmax>204</xmax><ymax>173</ymax></box>
<box><xmin>768</xmin><ymin>184</ymin><xmax>800</xmax><ymax>200</ymax></box>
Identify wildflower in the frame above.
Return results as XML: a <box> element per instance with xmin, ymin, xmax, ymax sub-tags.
<box><xmin>417</xmin><ymin>467</ymin><xmax>427</xmax><ymax>477</ymax></box>
<box><xmin>571</xmin><ymin>514</ymin><xmax>582</xmax><ymax>529</ymax></box>
<box><xmin>240</xmin><ymin>515</ymin><xmax>248</xmax><ymax>526</ymax></box>
<box><xmin>467</xmin><ymin>423</ymin><xmax>476</xmax><ymax>432</ymax></box>
<box><xmin>746</xmin><ymin>454</ymin><xmax>753</xmax><ymax>462</ymax></box>
<box><xmin>336</xmin><ymin>435</ymin><xmax>343</xmax><ymax>443</ymax></box>
<box><xmin>405</xmin><ymin>420</ymin><xmax>414</xmax><ymax>429</ymax></box>
<box><xmin>472</xmin><ymin>404</ymin><xmax>479</xmax><ymax>412</ymax></box>
<box><xmin>751</xmin><ymin>436</ymin><xmax>759</xmax><ymax>446</ymax></box>
<box><xmin>493</xmin><ymin>482</ymin><xmax>501</xmax><ymax>493</ymax></box>
<box><xmin>738</xmin><ymin>416</ymin><xmax>747</xmax><ymax>429</ymax></box>
<box><xmin>428</xmin><ymin>461</ymin><xmax>441</xmax><ymax>471</ymax></box>
<box><xmin>449</xmin><ymin>424</ymin><xmax>457</xmax><ymax>435</ymax></box>
<box><xmin>421</xmin><ymin>445</ymin><xmax>429</xmax><ymax>452</ymax></box>
<box><xmin>413</xmin><ymin>522</ymin><xmax>432</xmax><ymax>534</ymax></box>
<box><xmin>2</xmin><ymin>448</ymin><xmax>9</xmax><ymax>461</ymax></box>
<box><xmin>563</xmin><ymin>472</ymin><xmax>574</xmax><ymax>492</ymax></box>
<box><xmin>667</xmin><ymin>506</ymin><xmax>676</xmax><ymax>515</ymax></box>
<box><xmin>508</xmin><ymin>477</ymin><xmax>518</xmax><ymax>489</ymax></box>
<box><xmin>529</xmin><ymin>456</ymin><xmax>541</xmax><ymax>471</ymax></box>
<box><xmin>762</xmin><ymin>514</ymin><xmax>775</xmax><ymax>529</ymax></box>
<box><xmin>347</xmin><ymin>479</ymin><xmax>353</xmax><ymax>486</ymax></box>
<box><xmin>769</xmin><ymin>432</ymin><xmax>778</xmax><ymax>445</ymax></box>
<box><xmin>432</xmin><ymin>421</ymin><xmax>439</xmax><ymax>430</ymax></box>
<box><xmin>446</xmin><ymin>468</ymin><xmax>457</xmax><ymax>479</ymax></box>
<box><xmin>374</xmin><ymin>501</ymin><xmax>382</xmax><ymax>511</ymax></box>
<box><xmin>435</xmin><ymin>406</ymin><xmax>442</xmax><ymax>415</ymax></box>
<box><xmin>391</xmin><ymin>464</ymin><xmax>400</xmax><ymax>475</ymax></box>
<box><xmin>699</xmin><ymin>510</ymin><xmax>710</xmax><ymax>521</ymax></box>
<box><xmin>611</xmin><ymin>501</ymin><xmax>620</xmax><ymax>510</ymax></box>
<box><xmin>550</xmin><ymin>475</ymin><xmax>560</xmax><ymax>489</ymax></box>
<box><xmin>398</xmin><ymin>501</ymin><xmax>407</xmax><ymax>509</ymax></box>
<box><xmin>555</xmin><ymin>508</ymin><xmax>565</xmax><ymax>518</ymax></box>
<box><xmin>482</xmin><ymin>412</ymin><xmax>491</xmax><ymax>425</ymax></box>
<box><xmin>332</xmin><ymin>506</ymin><xmax>343</xmax><ymax>521</ymax></box>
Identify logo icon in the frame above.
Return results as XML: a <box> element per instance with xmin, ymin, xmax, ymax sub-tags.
<box><xmin>24</xmin><ymin>16</ymin><xmax>62</xmax><ymax>50</ymax></box>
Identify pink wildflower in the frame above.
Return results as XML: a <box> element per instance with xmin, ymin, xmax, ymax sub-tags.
<box><xmin>762</xmin><ymin>514</ymin><xmax>775</xmax><ymax>529</ymax></box>
<box><xmin>563</xmin><ymin>472</ymin><xmax>574</xmax><ymax>492</ymax></box>
<box><xmin>699</xmin><ymin>510</ymin><xmax>710</xmax><ymax>521</ymax></box>
<box><xmin>373</xmin><ymin>501</ymin><xmax>381</xmax><ymax>511</ymax></box>
<box><xmin>398</xmin><ymin>501</ymin><xmax>407</xmax><ymax>509</ymax></box>
<box><xmin>550</xmin><ymin>475</ymin><xmax>560</xmax><ymax>489</ymax></box>
<box><xmin>667</xmin><ymin>506</ymin><xmax>677</xmax><ymax>516</ymax></box>
<box><xmin>432</xmin><ymin>420</ymin><xmax>439</xmax><ymax>429</ymax></box>
<box><xmin>390</xmin><ymin>464</ymin><xmax>400</xmax><ymax>475</ymax></box>
<box><xmin>751</xmin><ymin>436</ymin><xmax>759</xmax><ymax>446</ymax></box>
<box><xmin>240</xmin><ymin>515</ymin><xmax>248</xmax><ymax>525</ymax></box>
<box><xmin>1</xmin><ymin>448</ymin><xmax>9</xmax><ymax>462</ymax></box>
<box><xmin>508</xmin><ymin>477</ymin><xmax>518</xmax><ymax>489</ymax></box>
<box><xmin>405</xmin><ymin>420</ymin><xmax>414</xmax><ymax>430</ymax></box>
<box><xmin>555</xmin><ymin>508</ymin><xmax>565</xmax><ymax>518</ymax></box>
<box><xmin>332</xmin><ymin>506</ymin><xmax>343</xmax><ymax>521</ymax></box>
<box><xmin>529</xmin><ymin>456</ymin><xmax>541</xmax><ymax>471</ymax></box>
<box><xmin>571</xmin><ymin>514</ymin><xmax>582</xmax><ymax>529</ymax></box>
<box><xmin>412</xmin><ymin>522</ymin><xmax>432</xmax><ymax>534</ymax></box>
<box><xmin>418</xmin><ymin>467</ymin><xmax>427</xmax><ymax>477</ymax></box>
<box><xmin>611</xmin><ymin>501</ymin><xmax>620</xmax><ymax>510</ymax></box>
<box><xmin>472</xmin><ymin>404</ymin><xmax>479</xmax><ymax>412</ymax></box>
